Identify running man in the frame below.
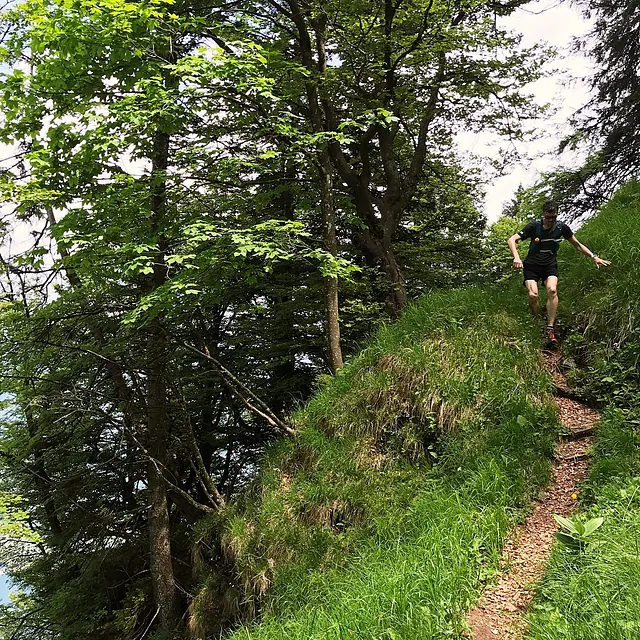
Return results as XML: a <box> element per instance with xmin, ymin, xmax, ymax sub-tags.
<box><xmin>507</xmin><ymin>201</ymin><xmax>611</xmax><ymax>344</ymax></box>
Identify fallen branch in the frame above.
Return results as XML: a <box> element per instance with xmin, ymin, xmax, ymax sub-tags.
<box><xmin>183</xmin><ymin>342</ymin><xmax>295</xmax><ymax>436</ymax></box>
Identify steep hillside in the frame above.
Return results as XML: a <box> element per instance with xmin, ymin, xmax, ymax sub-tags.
<box><xmin>185</xmin><ymin>184</ymin><xmax>640</xmax><ymax>640</ymax></box>
<box><xmin>185</xmin><ymin>282</ymin><xmax>564</xmax><ymax>639</ymax></box>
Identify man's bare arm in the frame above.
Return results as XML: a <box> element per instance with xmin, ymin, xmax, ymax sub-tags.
<box><xmin>568</xmin><ymin>236</ymin><xmax>611</xmax><ymax>268</ymax></box>
<box><xmin>507</xmin><ymin>233</ymin><xmax>523</xmax><ymax>269</ymax></box>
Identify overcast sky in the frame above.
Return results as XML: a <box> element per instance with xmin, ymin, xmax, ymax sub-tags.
<box><xmin>458</xmin><ymin>0</ymin><xmax>594</xmax><ymax>223</ymax></box>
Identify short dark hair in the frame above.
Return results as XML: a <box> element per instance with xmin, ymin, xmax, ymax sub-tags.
<box><xmin>542</xmin><ymin>201</ymin><xmax>558</xmax><ymax>215</ymax></box>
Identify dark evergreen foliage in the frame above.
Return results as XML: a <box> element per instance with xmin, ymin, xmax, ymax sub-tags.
<box><xmin>585</xmin><ymin>0</ymin><xmax>640</xmax><ymax>182</ymax></box>
<box><xmin>549</xmin><ymin>0</ymin><xmax>640</xmax><ymax>219</ymax></box>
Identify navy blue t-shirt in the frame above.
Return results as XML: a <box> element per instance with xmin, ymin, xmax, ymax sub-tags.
<box><xmin>518</xmin><ymin>220</ymin><xmax>574</xmax><ymax>266</ymax></box>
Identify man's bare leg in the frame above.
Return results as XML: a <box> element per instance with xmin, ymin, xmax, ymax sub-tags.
<box><xmin>525</xmin><ymin>280</ymin><xmax>540</xmax><ymax>316</ymax></box>
<box><xmin>545</xmin><ymin>276</ymin><xmax>559</xmax><ymax>326</ymax></box>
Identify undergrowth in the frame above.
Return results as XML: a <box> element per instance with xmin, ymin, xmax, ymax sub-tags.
<box><xmin>526</xmin><ymin>181</ymin><xmax>640</xmax><ymax>639</ymax></box>
<box><xmin>188</xmin><ymin>285</ymin><xmax>562</xmax><ymax>639</ymax></box>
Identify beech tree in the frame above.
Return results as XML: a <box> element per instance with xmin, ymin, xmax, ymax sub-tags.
<box><xmin>245</xmin><ymin>0</ymin><xmax>550</xmax><ymax>314</ymax></box>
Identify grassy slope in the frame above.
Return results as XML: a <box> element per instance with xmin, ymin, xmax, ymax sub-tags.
<box><xmin>204</xmin><ymin>281</ymin><xmax>562</xmax><ymax>640</ymax></box>
<box><xmin>526</xmin><ymin>182</ymin><xmax>640</xmax><ymax>640</ymax></box>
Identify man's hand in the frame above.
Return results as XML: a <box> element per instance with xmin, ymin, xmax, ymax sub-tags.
<box><xmin>593</xmin><ymin>256</ymin><xmax>611</xmax><ymax>268</ymax></box>
<box><xmin>512</xmin><ymin>257</ymin><xmax>523</xmax><ymax>270</ymax></box>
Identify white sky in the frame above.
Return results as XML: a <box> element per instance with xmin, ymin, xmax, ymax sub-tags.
<box><xmin>457</xmin><ymin>0</ymin><xmax>594</xmax><ymax>223</ymax></box>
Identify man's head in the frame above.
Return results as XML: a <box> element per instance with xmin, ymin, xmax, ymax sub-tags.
<box><xmin>542</xmin><ymin>201</ymin><xmax>558</xmax><ymax>228</ymax></box>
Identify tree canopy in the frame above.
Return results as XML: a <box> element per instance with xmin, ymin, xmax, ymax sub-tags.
<box><xmin>0</xmin><ymin>0</ymin><xmax>551</xmax><ymax>637</ymax></box>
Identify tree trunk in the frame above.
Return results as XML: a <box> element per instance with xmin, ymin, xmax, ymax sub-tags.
<box><xmin>146</xmin><ymin>124</ymin><xmax>180</xmax><ymax>630</ymax></box>
<box><xmin>304</xmin><ymin>14</ymin><xmax>344</xmax><ymax>372</ymax></box>
<box><xmin>378</xmin><ymin>243</ymin><xmax>407</xmax><ymax>316</ymax></box>
<box><xmin>354</xmin><ymin>207</ymin><xmax>407</xmax><ymax>317</ymax></box>
<box><xmin>146</xmin><ymin>352</ymin><xmax>180</xmax><ymax>628</ymax></box>
<box><xmin>318</xmin><ymin>150</ymin><xmax>343</xmax><ymax>372</ymax></box>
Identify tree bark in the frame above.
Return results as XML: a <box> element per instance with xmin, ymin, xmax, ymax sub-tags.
<box><xmin>314</xmin><ymin>16</ymin><xmax>343</xmax><ymax>371</ymax></box>
<box><xmin>356</xmin><ymin>222</ymin><xmax>407</xmax><ymax>317</ymax></box>
<box><xmin>318</xmin><ymin>150</ymin><xmax>343</xmax><ymax>371</ymax></box>
<box><xmin>147</xmin><ymin>321</ymin><xmax>180</xmax><ymax>629</ymax></box>
<box><xmin>146</xmin><ymin>122</ymin><xmax>180</xmax><ymax>629</ymax></box>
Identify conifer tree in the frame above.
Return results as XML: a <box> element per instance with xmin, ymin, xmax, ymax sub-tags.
<box><xmin>583</xmin><ymin>0</ymin><xmax>640</xmax><ymax>182</ymax></box>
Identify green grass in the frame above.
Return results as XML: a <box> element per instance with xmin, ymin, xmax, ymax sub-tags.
<box><xmin>185</xmin><ymin>284</ymin><xmax>564</xmax><ymax>639</ymax></box>
<box><xmin>526</xmin><ymin>182</ymin><xmax>640</xmax><ymax>640</ymax></box>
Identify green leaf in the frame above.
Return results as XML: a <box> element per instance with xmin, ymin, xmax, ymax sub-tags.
<box><xmin>582</xmin><ymin>517</ymin><xmax>604</xmax><ymax>537</ymax></box>
<box><xmin>553</xmin><ymin>514</ymin><xmax>579</xmax><ymax>535</ymax></box>
<box><xmin>554</xmin><ymin>532</ymin><xmax>583</xmax><ymax>550</ymax></box>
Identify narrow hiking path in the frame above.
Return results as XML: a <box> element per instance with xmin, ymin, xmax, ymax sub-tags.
<box><xmin>465</xmin><ymin>349</ymin><xmax>600</xmax><ymax>640</ymax></box>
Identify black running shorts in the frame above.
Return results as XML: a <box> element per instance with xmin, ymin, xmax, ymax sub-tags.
<box><xmin>522</xmin><ymin>260</ymin><xmax>558</xmax><ymax>285</ymax></box>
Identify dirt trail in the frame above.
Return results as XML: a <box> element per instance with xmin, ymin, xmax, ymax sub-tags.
<box><xmin>465</xmin><ymin>350</ymin><xmax>600</xmax><ymax>639</ymax></box>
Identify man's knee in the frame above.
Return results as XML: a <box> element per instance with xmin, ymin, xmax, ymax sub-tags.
<box><xmin>527</xmin><ymin>289</ymin><xmax>539</xmax><ymax>302</ymax></box>
<box><xmin>546</xmin><ymin>285</ymin><xmax>558</xmax><ymax>297</ymax></box>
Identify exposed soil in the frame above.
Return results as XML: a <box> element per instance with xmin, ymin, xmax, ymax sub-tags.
<box><xmin>465</xmin><ymin>349</ymin><xmax>600</xmax><ymax>639</ymax></box>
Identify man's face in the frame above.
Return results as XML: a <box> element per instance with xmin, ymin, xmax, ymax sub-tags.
<box><xmin>542</xmin><ymin>212</ymin><xmax>557</xmax><ymax>228</ymax></box>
